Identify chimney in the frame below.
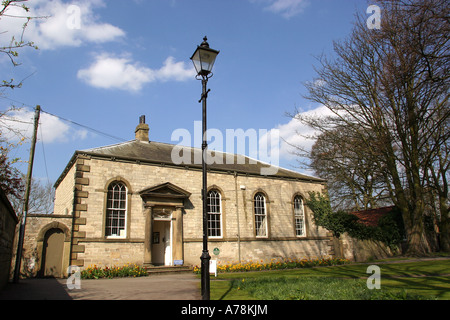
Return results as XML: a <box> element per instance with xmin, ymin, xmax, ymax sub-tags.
<box><xmin>135</xmin><ymin>115</ymin><xmax>149</xmax><ymax>142</ymax></box>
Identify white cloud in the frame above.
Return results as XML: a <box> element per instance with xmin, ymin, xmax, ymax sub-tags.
<box><xmin>157</xmin><ymin>57</ymin><xmax>196</xmax><ymax>82</ymax></box>
<box><xmin>251</xmin><ymin>0</ymin><xmax>309</xmax><ymax>18</ymax></box>
<box><xmin>77</xmin><ymin>53</ymin><xmax>195</xmax><ymax>92</ymax></box>
<box><xmin>77</xmin><ymin>53</ymin><xmax>154</xmax><ymax>92</ymax></box>
<box><xmin>0</xmin><ymin>0</ymin><xmax>125</xmax><ymax>50</ymax></box>
<box><xmin>261</xmin><ymin>105</ymin><xmax>333</xmax><ymax>161</ymax></box>
<box><xmin>0</xmin><ymin>108</ymin><xmax>88</xmax><ymax>144</ymax></box>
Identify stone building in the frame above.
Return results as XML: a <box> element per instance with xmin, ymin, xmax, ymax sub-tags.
<box><xmin>19</xmin><ymin>117</ymin><xmax>333</xmax><ymax>278</ymax></box>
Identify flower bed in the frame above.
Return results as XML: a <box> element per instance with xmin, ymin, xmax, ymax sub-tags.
<box><xmin>81</xmin><ymin>263</ymin><xmax>148</xmax><ymax>279</ymax></box>
<box><xmin>193</xmin><ymin>258</ymin><xmax>350</xmax><ymax>274</ymax></box>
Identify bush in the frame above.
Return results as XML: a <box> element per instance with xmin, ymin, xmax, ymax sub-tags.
<box><xmin>81</xmin><ymin>263</ymin><xmax>148</xmax><ymax>279</ymax></box>
<box><xmin>306</xmin><ymin>192</ymin><xmax>405</xmax><ymax>248</ymax></box>
<box><xmin>193</xmin><ymin>257</ymin><xmax>350</xmax><ymax>274</ymax></box>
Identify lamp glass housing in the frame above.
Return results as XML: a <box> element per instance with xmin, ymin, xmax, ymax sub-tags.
<box><xmin>191</xmin><ymin>46</ymin><xmax>219</xmax><ymax>77</ymax></box>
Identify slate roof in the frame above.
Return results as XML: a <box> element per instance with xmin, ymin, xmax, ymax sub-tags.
<box><xmin>55</xmin><ymin>139</ymin><xmax>325</xmax><ymax>188</ymax></box>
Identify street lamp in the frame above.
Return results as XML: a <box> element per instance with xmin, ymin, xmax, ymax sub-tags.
<box><xmin>190</xmin><ymin>36</ymin><xmax>219</xmax><ymax>301</ymax></box>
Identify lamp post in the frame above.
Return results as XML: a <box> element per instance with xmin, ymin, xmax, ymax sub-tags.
<box><xmin>190</xmin><ymin>36</ymin><xmax>219</xmax><ymax>301</ymax></box>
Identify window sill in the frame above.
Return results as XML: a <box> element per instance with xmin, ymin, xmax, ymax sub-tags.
<box><xmin>106</xmin><ymin>236</ymin><xmax>127</xmax><ymax>240</ymax></box>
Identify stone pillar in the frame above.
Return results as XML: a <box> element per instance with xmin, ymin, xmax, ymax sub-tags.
<box><xmin>172</xmin><ymin>206</ymin><xmax>184</xmax><ymax>264</ymax></box>
<box><xmin>70</xmin><ymin>155</ymin><xmax>90</xmax><ymax>267</ymax></box>
<box><xmin>144</xmin><ymin>207</ymin><xmax>153</xmax><ymax>266</ymax></box>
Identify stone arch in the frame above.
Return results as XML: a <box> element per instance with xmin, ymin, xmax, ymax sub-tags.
<box><xmin>207</xmin><ymin>184</ymin><xmax>226</xmax><ymax>198</ymax></box>
<box><xmin>36</xmin><ymin>221</ymin><xmax>71</xmax><ymax>278</ymax></box>
<box><xmin>103</xmin><ymin>176</ymin><xmax>133</xmax><ymax>194</ymax></box>
<box><xmin>251</xmin><ymin>188</ymin><xmax>271</xmax><ymax>203</ymax></box>
<box><xmin>291</xmin><ymin>192</ymin><xmax>306</xmax><ymax>204</ymax></box>
<box><xmin>37</xmin><ymin>221</ymin><xmax>71</xmax><ymax>242</ymax></box>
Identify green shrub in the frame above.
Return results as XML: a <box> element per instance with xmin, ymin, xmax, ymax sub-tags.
<box><xmin>81</xmin><ymin>263</ymin><xmax>148</xmax><ymax>279</ymax></box>
<box><xmin>306</xmin><ymin>192</ymin><xmax>405</xmax><ymax>248</ymax></box>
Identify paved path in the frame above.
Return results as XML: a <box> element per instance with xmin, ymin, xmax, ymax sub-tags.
<box><xmin>0</xmin><ymin>273</ymin><xmax>201</xmax><ymax>300</ymax></box>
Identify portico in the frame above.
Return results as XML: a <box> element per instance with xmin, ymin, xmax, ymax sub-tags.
<box><xmin>141</xmin><ymin>182</ymin><xmax>191</xmax><ymax>266</ymax></box>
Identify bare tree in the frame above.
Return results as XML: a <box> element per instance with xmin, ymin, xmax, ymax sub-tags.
<box><xmin>310</xmin><ymin>125</ymin><xmax>390</xmax><ymax>211</ymax></box>
<box><xmin>294</xmin><ymin>0</ymin><xmax>449</xmax><ymax>255</ymax></box>
<box><xmin>1</xmin><ymin>0</ymin><xmax>42</xmax><ymax>89</ymax></box>
<box><xmin>9</xmin><ymin>176</ymin><xmax>54</xmax><ymax>215</ymax></box>
<box><xmin>423</xmin><ymin>107</ymin><xmax>450</xmax><ymax>251</ymax></box>
<box><xmin>1</xmin><ymin>1</ymin><xmax>45</xmax><ymax>201</ymax></box>
<box><xmin>0</xmin><ymin>135</ymin><xmax>24</xmax><ymax>198</ymax></box>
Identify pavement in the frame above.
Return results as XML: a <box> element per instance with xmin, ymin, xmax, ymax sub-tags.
<box><xmin>0</xmin><ymin>272</ymin><xmax>201</xmax><ymax>300</ymax></box>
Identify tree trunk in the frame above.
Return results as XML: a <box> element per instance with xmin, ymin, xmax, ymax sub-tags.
<box><xmin>404</xmin><ymin>207</ymin><xmax>432</xmax><ymax>256</ymax></box>
<box><xmin>438</xmin><ymin>198</ymin><xmax>450</xmax><ymax>252</ymax></box>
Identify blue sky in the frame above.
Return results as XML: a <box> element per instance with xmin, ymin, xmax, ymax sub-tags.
<box><xmin>1</xmin><ymin>0</ymin><xmax>370</xmax><ymax>184</ymax></box>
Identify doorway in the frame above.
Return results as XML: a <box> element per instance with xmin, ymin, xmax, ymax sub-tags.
<box><xmin>41</xmin><ymin>228</ymin><xmax>64</xmax><ymax>277</ymax></box>
<box><xmin>152</xmin><ymin>220</ymin><xmax>172</xmax><ymax>266</ymax></box>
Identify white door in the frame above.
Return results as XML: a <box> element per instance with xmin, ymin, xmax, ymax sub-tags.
<box><xmin>164</xmin><ymin>222</ymin><xmax>172</xmax><ymax>266</ymax></box>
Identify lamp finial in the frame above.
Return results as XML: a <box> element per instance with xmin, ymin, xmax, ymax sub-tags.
<box><xmin>201</xmin><ymin>36</ymin><xmax>209</xmax><ymax>48</ymax></box>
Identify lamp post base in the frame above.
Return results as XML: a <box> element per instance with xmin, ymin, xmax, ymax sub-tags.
<box><xmin>200</xmin><ymin>250</ymin><xmax>211</xmax><ymax>300</ymax></box>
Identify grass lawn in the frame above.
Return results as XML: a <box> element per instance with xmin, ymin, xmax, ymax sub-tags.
<box><xmin>209</xmin><ymin>259</ymin><xmax>450</xmax><ymax>300</ymax></box>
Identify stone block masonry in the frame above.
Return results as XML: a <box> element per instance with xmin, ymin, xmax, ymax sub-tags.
<box><xmin>63</xmin><ymin>153</ymin><xmax>331</xmax><ymax>268</ymax></box>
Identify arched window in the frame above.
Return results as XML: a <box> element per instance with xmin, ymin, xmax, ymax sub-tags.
<box><xmin>294</xmin><ymin>196</ymin><xmax>306</xmax><ymax>237</ymax></box>
<box><xmin>207</xmin><ymin>190</ymin><xmax>222</xmax><ymax>238</ymax></box>
<box><xmin>254</xmin><ymin>193</ymin><xmax>268</xmax><ymax>237</ymax></box>
<box><xmin>105</xmin><ymin>182</ymin><xmax>127</xmax><ymax>238</ymax></box>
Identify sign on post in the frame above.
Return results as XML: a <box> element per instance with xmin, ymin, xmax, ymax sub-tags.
<box><xmin>210</xmin><ymin>259</ymin><xmax>218</xmax><ymax>277</ymax></box>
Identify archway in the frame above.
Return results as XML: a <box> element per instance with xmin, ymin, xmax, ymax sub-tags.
<box><xmin>41</xmin><ymin>228</ymin><xmax>65</xmax><ymax>278</ymax></box>
<box><xmin>35</xmin><ymin>221</ymin><xmax>71</xmax><ymax>278</ymax></box>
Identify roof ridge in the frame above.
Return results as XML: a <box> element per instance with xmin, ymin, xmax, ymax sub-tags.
<box><xmin>76</xmin><ymin>139</ymin><xmax>324</xmax><ymax>182</ymax></box>
<box><xmin>81</xmin><ymin>140</ymin><xmax>136</xmax><ymax>152</ymax></box>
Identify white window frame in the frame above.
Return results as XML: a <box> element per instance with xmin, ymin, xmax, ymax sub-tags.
<box><xmin>207</xmin><ymin>190</ymin><xmax>223</xmax><ymax>239</ymax></box>
<box><xmin>105</xmin><ymin>182</ymin><xmax>128</xmax><ymax>239</ymax></box>
<box><xmin>254</xmin><ymin>193</ymin><xmax>268</xmax><ymax>238</ymax></box>
<box><xmin>294</xmin><ymin>196</ymin><xmax>306</xmax><ymax>237</ymax></box>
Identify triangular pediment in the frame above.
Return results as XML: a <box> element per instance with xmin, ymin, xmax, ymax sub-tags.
<box><xmin>139</xmin><ymin>182</ymin><xmax>191</xmax><ymax>199</ymax></box>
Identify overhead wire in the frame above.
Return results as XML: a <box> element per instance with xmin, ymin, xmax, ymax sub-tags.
<box><xmin>39</xmin><ymin>109</ymin><xmax>127</xmax><ymax>143</ymax></box>
<box><xmin>1</xmin><ymin>95</ymin><xmax>127</xmax><ymax>142</ymax></box>
<box><xmin>1</xmin><ymin>97</ymin><xmax>128</xmax><ymax>187</ymax></box>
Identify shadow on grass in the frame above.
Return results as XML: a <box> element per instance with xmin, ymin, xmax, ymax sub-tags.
<box><xmin>211</xmin><ymin>260</ymin><xmax>450</xmax><ymax>300</ymax></box>
<box><xmin>218</xmin><ymin>281</ymin><xmax>234</xmax><ymax>300</ymax></box>
<box><xmin>380</xmin><ymin>276</ymin><xmax>450</xmax><ymax>299</ymax></box>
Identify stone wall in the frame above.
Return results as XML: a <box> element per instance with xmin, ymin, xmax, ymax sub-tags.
<box><xmin>184</xmin><ymin>238</ymin><xmax>333</xmax><ymax>266</ymax></box>
<box><xmin>53</xmin><ymin>159</ymin><xmax>76</xmax><ymax>216</ymax></box>
<box><xmin>53</xmin><ymin>153</ymin><xmax>332</xmax><ymax>268</ymax></box>
<box><xmin>0</xmin><ymin>190</ymin><xmax>18</xmax><ymax>288</ymax></box>
<box><xmin>17</xmin><ymin>215</ymin><xmax>73</xmax><ymax>278</ymax></box>
<box><xmin>338</xmin><ymin>233</ymin><xmax>399</xmax><ymax>262</ymax></box>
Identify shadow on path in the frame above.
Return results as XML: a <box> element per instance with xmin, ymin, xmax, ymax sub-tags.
<box><xmin>0</xmin><ymin>273</ymin><xmax>201</xmax><ymax>300</ymax></box>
